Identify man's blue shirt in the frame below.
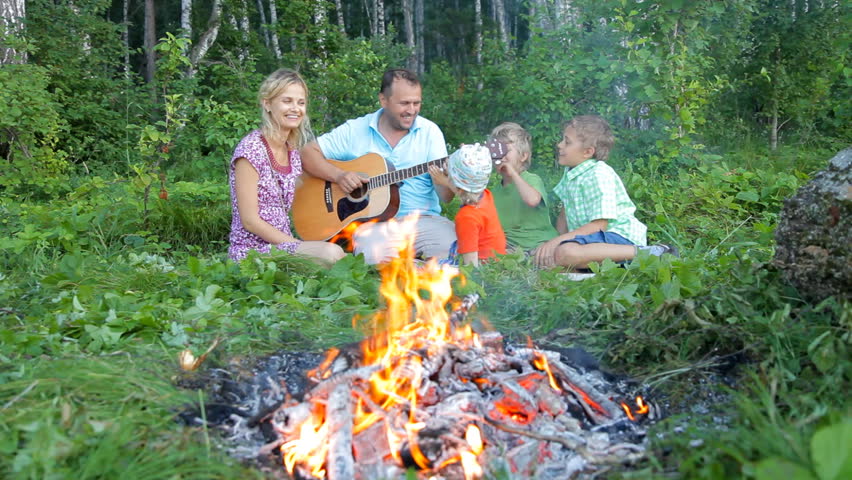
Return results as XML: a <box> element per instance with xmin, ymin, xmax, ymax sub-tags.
<box><xmin>316</xmin><ymin>109</ymin><xmax>448</xmax><ymax>218</ymax></box>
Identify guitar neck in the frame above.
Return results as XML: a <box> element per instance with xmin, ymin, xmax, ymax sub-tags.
<box><xmin>369</xmin><ymin>156</ymin><xmax>447</xmax><ymax>190</ymax></box>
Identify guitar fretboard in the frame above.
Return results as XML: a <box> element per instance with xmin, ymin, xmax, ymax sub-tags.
<box><xmin>368</xmin><ymin>157</ymin><xmax>447</xmax><ymax>190</ymax></box>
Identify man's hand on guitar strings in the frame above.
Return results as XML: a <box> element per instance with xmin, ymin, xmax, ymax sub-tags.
<box><xmin>335</xmin><ymin>170</ymin><xmax>369</xmax><ymax>194</ymax></box>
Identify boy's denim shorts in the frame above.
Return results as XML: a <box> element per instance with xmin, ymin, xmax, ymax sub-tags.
<box><xmin>559</xmin><ymin>230</ymin><xmax>635</xmax><ymax>246</ymax></box>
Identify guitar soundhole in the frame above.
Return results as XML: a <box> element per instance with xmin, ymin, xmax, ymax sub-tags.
<box><xmin>349</xmin><ymin>184</ymin><xmax>369</xmax><ymax>201</ymax></box>
<box><xmin>337</xmin><ymin>195</ymin><xmax>369</xmax><ymax>221</ymax></box>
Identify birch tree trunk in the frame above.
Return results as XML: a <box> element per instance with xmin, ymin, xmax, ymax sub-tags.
<box><xmin>181</xmin><ymin>0</ymin><xmax>192</xmax><ymax>36</ymax></box>
<box><xmin>255</xmin><ymin>0</ymin><xmax>270</xmax><ymax>49</ymax></box>
<box><xmin>180</xmin><ymin>0</ymin><xmax>192</xmax><ymax>57</ymax></box>
<box><xmin>144</xmin><ymin>0</ymin><xmax>156</xmax><ymax>83</ymax></box>
<box><xmin>529</xmin><ymin>0</ymin><xmax>552</xmax><ymax>32</ymax></box>
<box><xmin>122</xmin><ymin>0</ymin><xmax>130</xmax><ymax>75</ymax></box>
<box><xmin>770</xmin><ymin>106</ymin><xmax>779</xmax><ymax>151</ymax></box>
<box><xmin>414</xmin><ymin>0</ymin><xmax>424</xmax><ymax>74</ymax></box>
<box><xmin>334</xmin><ymin>0</ymin><xmax>345</xmax><ymax>32</ymax></box>
<box><xmin>554</xmin><ymin>0</ymin><xmax>578</xmax><ymax>28</ymax></box>
<box><xmin>474</xmin><ymin>0</ymin><xmax>482</xmax><ymax>65</ymax></box>
<box><xmin>402</xmin><ymin>0</ymin><xmax>415</xmax><ymax>70</ymax></box>
<box><xmin>0</xmin><ymin>0</ymin><xmax>26</xmax><ymax>64</ymax></box>
<box><xmin>268</xmin><ymin>0</ymin><xmax>282</xmax><ymax>59</ymax></box>
<box><xmin>313</xmin><ymin>1</ymin><xmax>328</xmax><ymax>69</ymax></box>
<box><xmin>376</xmin><ymin>0</ymin><xmax>385</xmax><ymax>36</ymax></box>
<box><xmin>188</xmin><ymin>0</ymin><xmax>222</xmax><ymax>78</ymax></box>
<box><xmin>493</xmin><ymin>0</ymin><xmax>509</xmax><ymax>49</ymax></box>
<box><xmin>236</xmin><ymin>0</ymin><xmax>251</xmax><ymax>62</ymax></box>
<box><xmin>69</xmin><ymin>1</ymin><xmax>91</xmax><ymax>55</ymax></box>
<box><xmin>366</xmin><ymin>0</ymin><xmax>376</xmax><ymax>36</ymax></box>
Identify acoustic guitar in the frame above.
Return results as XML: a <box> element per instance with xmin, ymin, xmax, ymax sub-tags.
<box><xmin>292</xmin><ymin>140</ymin><xmax>508</xmax><ymax>241</ymax></box>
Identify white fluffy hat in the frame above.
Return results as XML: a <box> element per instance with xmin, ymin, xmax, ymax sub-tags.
<box><xmin>448</xmin><ymin>143</ymin><xmax>492</xmax><ymax>193</ymax></box>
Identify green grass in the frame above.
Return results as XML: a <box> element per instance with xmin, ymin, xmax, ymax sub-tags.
<box><xmin>0</xmin><ymin>144</ymin><xmax>849</xmax><ymax>479</ymax></box>
<box><xmin>0</xmin><ymin>354</ymin><xmax>261</xmax><ymax>479</ymax></box>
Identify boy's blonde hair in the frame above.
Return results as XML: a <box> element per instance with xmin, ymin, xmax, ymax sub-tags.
<box><xmin>259</xmin><ymin>68</ymin><xmax>315</xmax><ymax>148</ymax></box>
<box><xmin>490</xmin><ymin>122</ymin><xmax>532</xmax><ymax>171</ymax></box>
<box><xmin>456</xmin><ymin>190</ymin><xmax>481</xmax><ymax>206</ymax></box>
<box><xmin>564</xmin><ymin>115</ymin><xmax>614</xmax><ymax>161</ymax></box>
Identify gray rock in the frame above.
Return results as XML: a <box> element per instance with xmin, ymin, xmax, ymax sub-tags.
<box><xmin>774</xmin><ymin>147</ymin><xmax>852</xmax><ymax>302</ymax></box>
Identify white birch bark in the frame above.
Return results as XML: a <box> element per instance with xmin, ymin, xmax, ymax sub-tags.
<box><xmin>180</xmin><ymin>0</ymin><xmax>192</xmax><ymax>57</ymax></box>
<box><xmin>268</xmin><ymin>0</ymin><xmax>281</xmax><ymax>59</ymax></box>
<box><xmin>122</xmin><ymin>0</ymin><xmax>130</xmax><ymax>75</ymax></box>
<box><xmin>188</xmin><ymin>0</ymin><xmax>222</xmax><ymax>78</ymax></box>
<box><xmin>314</xmin><ymin>2</ymin><xmax>328</xmax><ymax>68</ymax></box>
<box><xmin>334</xmin><ymin>0</ymin><xmax>345</xmax><ymax>32</ymax></box>
<box><xmin>474</xmin><ymin>0</ymin><xmax>482</xmax><ymax>65</ymax></box>
<box><xmin>237</xmin><ymin>0</ymin><xmax>250</xmax><ymax>62</ymax></box>
<box><xmin>69</xmin><ymin>2</ymin><xmax>91</xmax><ymax>55</ymax></box>
<box><xmin>144</xmin><ymin>0</ymin><xmax>156</xmax><ymax>83</ymax></box>
<box><xmin>415</xmin><ymin>0</ymin><xmax>424</xmax><ymax>74</ymax></box>
<box><xmin>493</xmin><ymin>0</ymin><xmax>509</xmax><ymax>48</ymax></box>
<box><xmin>0</xmin><ymin>0</ymin><xmax>26</xmax><ymax>64</ymax></box>
<box><xmin>402</xmin><ymin>0</ymin><xmax>415</xmax><ymax>70</ymax></box>
<box><xmin>376</xmin><ymin>0</ymin><xmax>385</xmax><ymax>35</ymax></box>
<box><xmin>529</xmin><ymin>0</ymin><xmax>551</xmax><ymax>32</ymax></box>
<box><xmin>181</xmin><ymin>0</ymin><xmax>192</xmax><ymax>36</ymax></box>
<box><xmin>313</xmin><ymin>1</ymin><xmax>327</xmax><ymax>68</ymax></box>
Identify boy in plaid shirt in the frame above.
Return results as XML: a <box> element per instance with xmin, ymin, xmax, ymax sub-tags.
<box><xmin>533</xmin><ymin>115</ymin><xmax>674</xmax><ymax>270</ymax></box>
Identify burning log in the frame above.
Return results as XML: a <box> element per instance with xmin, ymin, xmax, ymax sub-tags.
<box><xmin>325</xmin><ymin>384</ymin><xmax>354</xmax><ymax>480</ymax></box>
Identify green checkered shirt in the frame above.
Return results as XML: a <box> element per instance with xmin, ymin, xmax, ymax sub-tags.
<box><xmin>552</xmin><ymin>160</ymin><xmax>647</xmax><ymax>245</ymax></box>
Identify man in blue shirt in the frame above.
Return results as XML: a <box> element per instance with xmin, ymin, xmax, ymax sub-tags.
<box><xmin>300</xmin><ymin>69</ymin><xmax>456</xmax><ymax>264</ymax></box>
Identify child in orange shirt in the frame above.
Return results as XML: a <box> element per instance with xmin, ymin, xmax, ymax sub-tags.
<box><xmin>429</xmin><ymin>144</ymin><xmax>506</xmax><ymax>266</ymax></box>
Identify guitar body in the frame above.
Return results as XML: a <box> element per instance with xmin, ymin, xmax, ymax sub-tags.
<box><xmin>292</xmin><ymin>154</ymin><xmax>400</xmax><ymax>241</ymax></box>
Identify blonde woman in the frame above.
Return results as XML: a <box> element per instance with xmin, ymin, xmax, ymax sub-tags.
<box><xmin>228</xmin><ymin>69</ymin><xmax>345</xmax><ymax>264</ymax></box>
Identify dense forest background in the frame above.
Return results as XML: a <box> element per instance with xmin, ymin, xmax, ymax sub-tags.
<box><xmin>0</xmin><ymin>1</ymin><xmax>850</xmax><ymax>479</ymax></box>
<box><xmin>2</xmin><ymin>0</ymin><xmax>849</xmax><ymax>192</ymax></box>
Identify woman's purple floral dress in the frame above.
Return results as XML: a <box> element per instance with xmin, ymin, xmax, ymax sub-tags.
<box><xmin>228</xmin><ymin>129</ymin><xmax>303</xmax><ymax>261</ymax></box>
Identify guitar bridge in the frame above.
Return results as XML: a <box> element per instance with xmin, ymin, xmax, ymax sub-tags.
<box><xmin>323</xmin><ymin>181</ymin><xmax>333</xmax><ymax>212</ymax></box>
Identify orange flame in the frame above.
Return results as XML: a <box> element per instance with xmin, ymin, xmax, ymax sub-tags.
<box><xmin>620</xmin><ymin>396</ymin><xmax>649</xmax><ymax>422</ymax></box>
<box><xmin>460</xmin><ymin>424</ymin><xmax>484</xmax><ymax>480</ymax></box>
<box><xmin>532</xmin><ymin>352</ymin><xmax>562</xmax><ymax>392</ymax></box>
<box><xmin>282</xmin><ymin>410</ymin><xmax>328</xmax><ymax>478</ymax></box>
<box><xmin>329</xmin><ymin>219</ymin><xmax>379</xmax><ymax>251</ymax></box>
<box><xmin>281</xmin><ymin>216</ymin><xmax>484</xmax><ymax>477</ymax></box>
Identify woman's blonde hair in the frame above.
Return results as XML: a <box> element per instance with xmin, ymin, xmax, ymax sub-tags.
<box><xmin>490</xmin><ymin>122</ymin><xmax>532</xmax><ymax>171</ymax></box>
<box><xmin>259</xmin><ymin>68</ymin><xmax>314</xmax><ymax>148</ymax></box>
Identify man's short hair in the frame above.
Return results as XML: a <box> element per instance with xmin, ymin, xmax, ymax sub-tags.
<box><xmin>380</xmin><ymin>69</ymin><xmax>421</xmax><ymax>96</ymax></box>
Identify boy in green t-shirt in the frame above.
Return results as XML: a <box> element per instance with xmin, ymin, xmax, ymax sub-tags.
<box><xmin>490</xmin><ymin>122</ymin><xmax>558</xmax><ymax>252</ymax></box>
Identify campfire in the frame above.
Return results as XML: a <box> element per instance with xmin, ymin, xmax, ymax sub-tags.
<box><xmin>185</xmin><ymin>218</ymin><xmax>660</xmax><ymax>479</ymax></box>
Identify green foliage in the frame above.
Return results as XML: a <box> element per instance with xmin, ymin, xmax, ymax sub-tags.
<box><xmin>25</xmin><ymin>0</ymin><xmax>146</xmax><ymax>169</ymax></box>
<box><xmin>708</xmin><ymin>0</ymin><xmax>850</xmax><ymax>148</ymax></box>
<box><xmin>0</xmin><ymin>64</ymin><xmax>69</xmax><ymax>195</ymax></box>
<box><xmin>307</xmin><ymin>37</ymin><xmax>405</xmax><ymax>133</ymax></box>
